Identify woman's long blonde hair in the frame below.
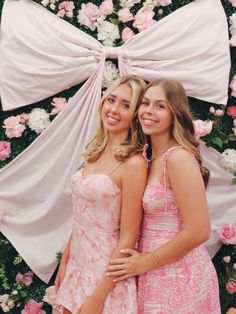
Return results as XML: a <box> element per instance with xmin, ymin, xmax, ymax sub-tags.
<box><xmin>84</xmin><ymin>75</ymin><xmax>147</xmax><ymax>162</ymax></box>
<box><xmin>142</xmin><ymin>79</ymin><xmax>210</xmax><ymax>187</ymax></box>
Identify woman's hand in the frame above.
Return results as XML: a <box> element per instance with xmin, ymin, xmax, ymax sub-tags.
<box><xmin>106</xmin><ymin>248</ymin><xmax>153</xmax><ymax>282</ymax></box>
<box><xmin>77</xmin><ymin>296</ymin><xmax>104</xmax><ymax>314</ymax></box>
<box><xmin>55</xmin><ymin>261</ymin><xmax>67</xmax><ymax>293</ymax></box>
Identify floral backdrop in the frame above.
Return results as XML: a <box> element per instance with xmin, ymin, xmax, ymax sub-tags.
<box><xmin>0</xmin><ymin>0</ymin><xmax>236</xmax><ymax>313</ymax></box>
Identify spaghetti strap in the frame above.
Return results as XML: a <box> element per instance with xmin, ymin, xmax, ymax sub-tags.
<box><xmin>108</xmin><ymin>162</ymin><xmax>122</xmax><ymax>177</ymax></box>
<box><xmin>160</xmin><ymin>146</ymin><xmax>183</xmax><ymax>212</ymax></box>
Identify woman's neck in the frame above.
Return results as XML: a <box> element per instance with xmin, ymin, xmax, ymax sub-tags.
<box><xmin>106</xmin><ymin>131</ymin><xmax>127</xmax><ymax>148</ymax></box>
<box><xmin>151</xmin><ymin>134</ymin><xmax>178</xmax><ymax>156</ymax></box>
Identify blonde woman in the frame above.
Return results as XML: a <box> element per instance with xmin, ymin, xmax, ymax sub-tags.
<box><xmin>55</xmin><ymin>75</ymin><xmax>147</xmax><ymax>314</ymax></box>
<box><xmin>107</xmin><ymin>79</ymin><xmax>221</xmax><ymax>313</ymax></box>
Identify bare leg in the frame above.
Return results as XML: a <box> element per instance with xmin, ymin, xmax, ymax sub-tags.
<box><xmin>63</xmin><ymin>307</ymin><xmax>72</xmax><ymax>314</ymax></box>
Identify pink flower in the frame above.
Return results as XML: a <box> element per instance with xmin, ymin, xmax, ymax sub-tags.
<box><xmin>57</xmin><ymin>9</ymin><xmax>65</xmax><ymax>18</ymax></box>
<box><xmin>77</xmin><ymin>3</ymin><xmax>99</xmax><ymax>31</ymax></box>
<box><xmin>133</xmin><ymin>7</ymin><xmax>156</xmax><ymax>32</ymax></box>
<box><xmin>209</xmin><ymin>106</ymin><xmax>215</xmax><ymax>114</ymax></box>
<box><xmin>43</xmin><ymin>286</ymin><xmax>62</xmax><ymax>313</ymax></box>
<box><xmin>193</xmin><ymin>119</ymin><xmax>213</xmax><ymax>141</ymax></box>
<box><xmin>214</xmin><ymin>109</ymin><xmax>224</xmax><ymax>117</ymax></box>
<box><xmin>156</xmin><ymin>0</ymin><xmax>172</xmax><ymax>6</ymax></box>
<box><xmin>122</xmin><ymin>27</ymin><xmax>135</xmax><ymax>42</ymax></box>
<box><xmin>0</xmin><ymin>211</ymin><xmax>5</xmax><ymax>224</ymax></box>
<box><xmin>230</xmin><ymin>77</ymin><xmax>236</xmax><ymax>97</ymax></box>
<box><xmin>227</xmin><ymin>106</ymin><xmax>236</xmax><ymax>119</ymax></box>
<box><xmin>16</xmin><ymin>271</ymin><xmax>33</xmax><ymax>286</ymax></box>
<box><xmin>21</xmin><ymin>299</ymin><xmax>46</xmax><ymax>314</ymax></box>
<box><xmin>226</xmin><ymin>281</ymin><xmax>236</xmax><ymax>294</ymax></box>
<box><xmin>228</xmin><ymin>0</ymin><xmax>236</xmax><ymax>7</ymax></box>
<box><xmin>217</xmin><ymin>224</ymin><xmax>236</xmax><ymax>245</ymax></box>
<box><xmin>57</xmin><ymin>1</ymin><xmax>75</xmax><ymax>18</ymax></box>
<box><xmin>0</xmin><ymin>141</ymin><xmax>11</xmax><ymax>161</ymax></box>
<box><xmin>99</xmin><ymin>0</ymin><xmax>113</xmax><ymax>17</ymax></box>
<box><xmin>20</xmin><ymin>113</ymin><xmax>30</xmax><ymax>124</ymax></box>
<box><xmin>230</xmin><ymin>36</ymin><xmax>236</xmax><ymax>47</ymax></box>
<box><xmin>50</xmin><ymin>97</ymin><xmax>68</xmax><ymax>115</ymax></box>
<box><xmin>223</xmin><ymin>256</ymin><xmax>231</xmax><ymax>263</ymax></box>
<box><xmin>118</xmin><ymin>8</ymin><xmax>134</xmax><ymax>23</ymax></box>
<box><xmin>3</xmin><ymin>116</ymin><xmax>26</xmax><ymax>139</ymax></box>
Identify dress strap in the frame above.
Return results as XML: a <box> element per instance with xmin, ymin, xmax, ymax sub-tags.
<box><xmin>160</xmin><ymin>146</ymin><xmax>183</xmax><ymax>212</ymax></box>
<box><xmin>108</xmin><ymin>162</ymin><xmax>122</xmax><ymax>177</ymax></box>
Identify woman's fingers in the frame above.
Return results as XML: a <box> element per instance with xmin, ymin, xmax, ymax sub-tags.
<box><xmin>120</xmin><ymin>248</ymin><xmax>138</xmax><ymax>256</ymax></box>
<box><xmin>107</xmin><ymin>263</ymin><xmax>127</xmax><ymax>271</ymax></box>
<box><xmin>109</xmin><ymin>257</ymin><xmax>128</xmax><ymax>265</ymax></box>
<box><xmin>113</xmin><ymin>274</ymin><xmax>132</xmax><ymax>282</ymax></box>
<box><xmin>106</xmin><ymin>269</ymin><xmax>127</xmax><ymax>276</ymax></box>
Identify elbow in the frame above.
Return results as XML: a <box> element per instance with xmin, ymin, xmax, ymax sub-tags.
<box><xmin>193</xmin><ymin>226</ymin><xmax>211</xmax><ymax>246</ymax></box>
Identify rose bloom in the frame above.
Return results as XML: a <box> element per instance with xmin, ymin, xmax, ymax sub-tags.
<box><xmin>122</xmin><ymin>27</ymin><xmax>135</xmax><ymax>42</ymax></box>
<box><xmin>77</xmin><ymin>3</ymin><xmax>99</xmax><ymax>31</ymax></box>
<box><xmin>217</xmin><ymin>224</ymin><xmax>236</xmax><ymax>245</ymax></box>
<box><xmin>118</xmin><ymin>8</ymin><xmax>134</xmax><ymax>23</ymax></box>
<box><xmin>193</xmin><ymin>119</ymin><xmax>213</xmax><ymax>141</ymax></box>
<box><xmin>3</xmin><ymin>116</ymin><xmax>26</xmax><ymax>139</ymax></box>
<box><xmin>133</xmin><ymin>7</ymin><xmax>156</xmax><ymax>32</ymax></box>
<box><xmin>227</xmin><ymin>106</ymin><xmax>236</xmax><ymax>119</ymax></box>
<box><xmin>21</xmin><ymin>299</ymin><xmax>46</xmax><ymax>314</ymax></box>
<box><xmin>226</xmin><ymin>281</ymin><xmax>236</xmax><ymax>294</ymax></box>
<box><xmin>50</xmin><ymin>97</ymin><xmax>68</xmax><ymax>115</ymax></box>
<box><xmin>0</xmin><ymin>141</ymin><xmax>11</xmax><ymax>161</ymax></box>
<box><xmin>229</xmin><ymin>0</ymin><xmax>236</xmax><ymax>7</ymax></box>
<box><xmin>156</xmin><ymin>0</ymin><xmax>172</xmax><ymax>6</ymax></box>
<box><xmin>99</xmin><ymin>0</ymin><xmax>113</xmax><ymax>16</ymax></box>
<box><xmin>223</xmin><ymin>256</ymin><xmax>231</xmax><ymax>263</ymax></box>
<box><xmin>15</xmin><ymin>271</ymin><xmax>33</xmax><ymax>286</ymax></box>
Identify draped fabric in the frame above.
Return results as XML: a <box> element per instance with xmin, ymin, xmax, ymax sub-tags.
<box><xmin>0</xmin><ymin>0</ymin><xmax>232</xmax><ymax>283</ymax></box>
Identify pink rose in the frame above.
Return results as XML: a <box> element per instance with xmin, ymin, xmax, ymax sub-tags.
<box><xmin>122</xmin><ymin>27</ymin><xmax>135</xmax><ymax>42</ymax></box>
<box><xmin>50</xmin><ymin>97</ymin><xmax>68</xmax><ymax>115</ymax></box>
<box><xmin>21</xmin><ymin>299</ymin><xmax>46</xmax><ymax>314</ymax></box>
<box><xmin>156</xmin><ymin>0</ymin><xmax>172</xmax><ymax>6</ymax></box>
<box><xmin>99</xmin><ymin>0</ymin><xmax>113</xmax><ymax>17</ymax></box>
<box><xmin>57</xmin><ymin>1</ymin><xmax>74</xmax><ymax>18</ymax></box>
<box><xmin>223</xmin><ymin>256</ymin><xmax>231</xmax><ymax>263</ymax></box>
<box><xmin>77</xmin><ymin>3</ymin><xmax>99</xmax><ymax>31</ymax></box>
<box><xmin>20</xmin><ymin>113</ymin><xmax>30</xmax><ymax>124</ymax></box>
<box><xmin>228</xmin><ymin>0</ymin><xmax>236</xmax><ymax>7</ymax></box>
<box><xmin>133</xmin><ymin>7</ymin><xmax>156</xmax><ymax>32</ymax></box>
<box><xmin>0</xmin><ymin>141</ymin><xmax>11</xmax><ymax>161</ymax></box>
<box><xmin>230</xmin><ymin>36</ymin><xmax>236</xmax><ymax>47</ymax></box>
<box><xmin>3</xmin><ymin>116</ymin><xmax>26</xmax><ymax>139</ymax></box>
<box><xmin>217</xmin><ymin>224</ymin><xmax>236</xmax><ymax>245</ymax></box>
<box><xmin>193</xmin><ymin>119</ymin><xmax>213</xmax><ymax>141</ymax></box>
<box><xmin>209</xmin><ymin>106</ymin><xmax>215</xmax><ymax>114</ymax></box>
<box><xmin>57</xmin><ymin>9</ymin><xmax>65</xmax><ymax>18</ymax></box>
<box><xmin>0</xmin><ymin>211</ymin><xmax>5</xmax><ymax>224</ymax></box>
<box><xmin>16</xmin><ymin>271</ymin><xmax>33</xmax><ymax>286</ymax></box>
<box><xmin>226</xmin><ymin>281</ymin><xmax>236</xmax><ymax>294</ymax></box>
<box><xmin>230</xmin><ymin>77</ymin><xmax>236</xmax><ymax>97</ymax></box>
<box><xmin>227</xmin><ymin>106</ymin><xmax>236</xmax><ymax>118</ymax></box>
<box><xmin>214</xmin><ymin>109</ymin><xmax>224</xmax><ymax>117</ymax></box>
<box><xmin>118</xmin><ymin>8</ymin><xmax>134</xmax><ymax>23</ymax></box>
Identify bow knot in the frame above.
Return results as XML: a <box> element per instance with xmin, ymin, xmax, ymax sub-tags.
<box><xmin>103</xmin><ymin>46</ymin><xmax>121</xmax><ymax>59</ymax></box>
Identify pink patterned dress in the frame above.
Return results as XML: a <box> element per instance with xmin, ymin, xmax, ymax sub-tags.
<box><xmin>56</xmin><ymin>168</ymin><xmax>137</xmax><ymax>314</ymax></box>
<box><xmin>138</xmin><ymin>147</ymin><xmax>221</xmax><ymax>314</ymax></box>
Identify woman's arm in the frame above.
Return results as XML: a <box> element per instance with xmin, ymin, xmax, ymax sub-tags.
<box><xmin>107</xmin><ymin>150</ymin><xmax>211</xmax><ymax>278</ymax></box>
<box><xmin>78</xmin><ymin>155</ymin><xmax>147</xmax><ymax>314</ymax></box>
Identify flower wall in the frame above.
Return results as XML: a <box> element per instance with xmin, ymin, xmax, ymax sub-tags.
<box><xmin>0</xmin><ymin>0</ymin><xmax>236</xmax><ymax>312</ymax></box>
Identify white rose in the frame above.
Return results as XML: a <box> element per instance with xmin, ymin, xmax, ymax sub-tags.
<box><xmin>41</xmin><ymin>0</ymin><xmax>50</xmax><ymax>7</ymax></box>
<box><xmin>11</xmin><ymin>290</ymin><xmax>18</xmax><ymax>296</ymax></box>
<box><xmin>0</xmin><ymin>295</ymin><xmax>9</xmax><ymax>303</ymax></box>
<box><xmin>97</xmin><ymin>21</ymin><xmax>120</xmax><ymax>46</ymax></box>
<box><xmin>7</xmin><ymin>300</ymin><xmax>14</xmax><ymax>309</ymax></box>
<box><xmin>102</xmin><ymin>61</ymin><xmax>119</xmax><ymax>88</ymax></box>
<box><xmin>2</xmin><ymin>305</ymin><xmax>10</xmax><ymax>313</ymax></box>
<box><xmin>219</xmin><ymin>149</ymin><xmax>236</xmax><ymax>173</ymax></box>
<box><xmin>230</xmin><ymin>13</ymin><xmax>236</xmax><ymax>37</ymax></box>
<box><xmin>27</xmin><ymin>108</ymin><xmax>50</xmax><ymax>134</ymax></box>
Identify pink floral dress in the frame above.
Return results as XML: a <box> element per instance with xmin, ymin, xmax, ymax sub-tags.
<box><xmin>56</xmin><ymin>168</ymin><xmax>137</xmax><ymax>314</ymax></box>
<box><xmin>138</xmin><ymin>147</ymin><xmax>221</xmax><ymax>314</ymax></box>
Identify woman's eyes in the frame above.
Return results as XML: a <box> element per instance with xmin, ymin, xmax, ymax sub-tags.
<box><xmin>107</xmin><ymin>97</ymin><xmax>115</xmax><ymax>104</ymax></box>
<box><xmin>122</xmin><ymin>103</ymin><xmax>130</xmax><ymax>109</ymax></box>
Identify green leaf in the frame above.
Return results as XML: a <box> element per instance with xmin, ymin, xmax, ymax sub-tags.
<box><xmin>212</xmin><ymin>137</ymin><xmax>223</xmax><ymax>148</ymax></box>
<box><xmin>109</xmin><ymin>17</ymin><xmax>119</xmax><ymax>25</ymax></box>
<box><xmin>13</xmin><ymin>255</ymin><xmax>23</xmax><ymax>265</ymax></box>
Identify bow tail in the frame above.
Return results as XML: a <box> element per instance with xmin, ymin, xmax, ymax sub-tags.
<box><xmin>0</xmin><ymin>61</ymin><xmax>105</xmax><ymax>283</ymax></box>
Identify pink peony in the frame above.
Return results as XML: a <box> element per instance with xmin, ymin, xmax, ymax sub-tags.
<box><xmin>228</xmin><ymin>0</ymin><xmax>236</xmax><ymax>7</ymax></box>
<box><xmin>227</xmin><ymin>106</ymin><xmax>236</xmax><ymax>119</ymax></box>
<box><xmin>133</xmin><ymin>7</ymin><xmax>156</xmax><ymax>32</ymax></box>
<box><xmin>57</xmin><ymin>1</ymin><xmax>75</xmax><ymax>18</ymax></box>
<box><xmin>16</xmin><ymin>271</ymin><xmax>33</xmax><ymax>286</ymax></box>
<box><xmin>118</xmin><ymin>8</ymin><xmax>134</xmax><ymax>23</ymax></box>
<box><xmin>122</xmin><ymin>27</ymin><xmax>135</xmax><ymax>42</ymax></box>
<box><xmin>50</xmin><ymin>97</ymin><xmax>68</xmax><ymax>115</ymax></box>
<box><xmin>21</xmin><ymin>299</ymin><xmax>46</xmax><ymax>314</ymax></box>
<box><xmin>3</xmin><ymin>116</ymin><xmax>26</xmax><ymax>139</ymax></box>
<box><xmin>156</xmin><ymin>0</ymin><xmax>172</xmax><ymax>6</ymax></box>
<box><xmin>226</xmin><ymin>281</ymin><xmax>236</xmax><ymax>294</ymax></box>
<box><xmin>217</xmin><ymin>224</ymin><xmax>236</xmax><ymax>245</ymax></box>
<box><xmin>99</xmin><ymin>0</ymin><xmax>113</xmax><ymax>16</ymax></box>
<box><xmin>230</xmin><ymin>77</ymin><xmax>236</xmax><ymax>97</ymax></box>
<box><xmin>0</xmin><ymin>211</ymin><xmax>5</xmax><ymax>224</ymax></box>
<box><xmin>0</xmin><ymin>141</ymin><xmax>11</xmax><ymax>161</ymax></box>
<box><xmin>77</xmin><ymin>3</ymin><xmax>99</xmax><ymax>31</ymax></box>
<box><xmin>193</xmin><ymin>119</ymin><xmax>213</xmax><ymax>141</ymax></box>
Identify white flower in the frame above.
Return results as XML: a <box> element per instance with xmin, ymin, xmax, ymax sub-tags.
<box><xmin>41</xmin><ymin>0</ymin><xmax>50</xmax><ymax>7</ymax></box>
<box><xmin>230</xmin><ymin>13</ymin><xmax>236</xmax><ymax>37</ymax></box>
<box><xmin>102</xmin><ymin>61</ymin><xmax>119</xmax><ymax>88</ymax></box>
<box><xmin>219</xmin><ymin>149</ymin><xmax>236</xmax><ymax>173</ymax></box>
<box><xmin>1</xmin><ymin>305</ymin><xmax>10</xmax><ymax>313</ymax></box>
<box><xmin>11</xmin><ymin>290</ymin><xmax>18</xmax><ymax>296</ymax></box>
<box><xmin>97</xmin><ymin>21</ymin><xmax>120</xmax><ymax>46</ymax></box>
<box><xmin>0</xmin><ymin>295</ymin><xmax>9</xmax><ymax>303</ymax></box>
<box><xmin>27</xmin><ymin>108</ymin><xmax>50</xmax><ymax>134</ymax></box>
<box><xmin>50</xmin><ymin>3</ymin><xmax>56</xmax><ymax>10</ymax></box>
<box><xmin>120</xmin><ymin>0</ymin><xmax>141</xmax><ymax>9</ymax></box>
<box><xmin>7</xmin><ymin>300</ymin><xmax>14</xmax><ymax>309</ymax></box>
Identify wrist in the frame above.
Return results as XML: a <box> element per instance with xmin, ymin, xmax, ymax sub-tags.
<box><xmin>145</xmin><ymin>251</ymin><xmax>160</xmax><ymax>271</ymax></box>
<box><xmin>91</xmin><ymin>292</ymin><xmax>106</xmax><ymax>303</ymax></box>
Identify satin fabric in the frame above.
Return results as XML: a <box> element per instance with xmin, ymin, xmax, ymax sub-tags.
<box><xmin>0</xmin><ymin>0</ymin><xmax>232</xmax><ymax>282</ymax></box>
